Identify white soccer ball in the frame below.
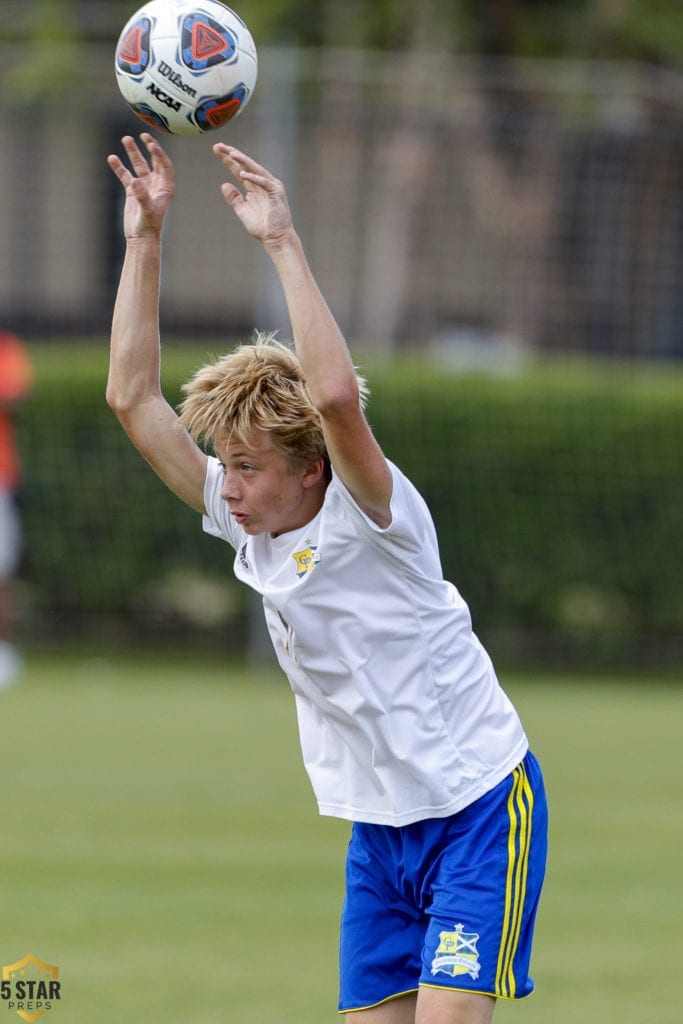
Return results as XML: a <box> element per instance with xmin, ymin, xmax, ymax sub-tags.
<box><xmin>114</xmin><ymin>0</ymin><xmax>258</xmax><ymax>136</ymax></box>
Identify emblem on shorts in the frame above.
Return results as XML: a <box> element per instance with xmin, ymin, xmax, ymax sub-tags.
<box><xmin>292</xmin><ymin>545</ymin><xmax>320</xmax><ymax>578</ymax></box>
<box><xmin>431</xmin><ymin>923</ymin><xmax>481</xmax><ymax>980</ymax></box>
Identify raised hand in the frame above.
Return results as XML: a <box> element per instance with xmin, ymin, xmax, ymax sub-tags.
<box><xmin>107</xmin><ymin>134</ymin><xmax>175</xmax><ymax>241</ymax></box>
<box><xmin>213</xmin><ymin>144</ymin><xmax>294</xmax><ymax>249</ymax></box>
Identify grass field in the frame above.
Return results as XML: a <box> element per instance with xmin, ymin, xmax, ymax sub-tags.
<box><xmin>2</xmin><ymin>652</ymin><xmax>681</xmax><ymax>1023</ymax></box>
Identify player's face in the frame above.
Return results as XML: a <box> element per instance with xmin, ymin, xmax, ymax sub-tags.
<box><xmin>214</xmin><ymin>431</ymin><xmax>323</xmax><ymax>537</ymax></box>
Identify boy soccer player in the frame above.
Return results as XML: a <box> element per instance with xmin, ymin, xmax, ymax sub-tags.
<box><xmin>106</xmin><ymin>134</ymin><xmax>547</xmax><ymax>1024</ymax></box>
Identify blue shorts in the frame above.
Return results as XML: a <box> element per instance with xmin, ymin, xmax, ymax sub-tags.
<box><xmin>338</xmin><ymin>751</ymin><xmax>548</xmax><ymax>1012</ymax></box>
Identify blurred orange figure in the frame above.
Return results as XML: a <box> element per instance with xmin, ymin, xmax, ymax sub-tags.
<box><xmin>0</xmin><ymin>330</ymin><xmax>34</xmax><ymax>689</ymax></box>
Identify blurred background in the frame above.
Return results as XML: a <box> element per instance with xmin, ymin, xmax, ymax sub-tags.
<box><xmin>0</xmin><ymin>0</ymin><xmax>681</xmax><ymax>671</ymax></box>
<box><xmin>1</xmin><ymin>6</ymin><xmax>682</xmax><ymax>1024</ymax></box>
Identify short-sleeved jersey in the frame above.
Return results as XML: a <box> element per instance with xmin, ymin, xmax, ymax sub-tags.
<box><xmin>203</xmin><ymin>456</ymin><xmax>528</xmax><ymax>826</ymax></box>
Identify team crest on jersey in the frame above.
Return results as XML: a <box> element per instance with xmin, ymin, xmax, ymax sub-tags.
<box><xmin>292</xmin><ymin>545</ymin><xmax>320</xmax><ymax>578</ymax></box>
<box><xmin>431</xmin><ymin>923</ymin><xmax>481</xmax><ymax>980</ymax></box>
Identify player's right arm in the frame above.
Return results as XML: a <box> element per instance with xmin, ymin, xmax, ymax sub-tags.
<box><xmin>106</xmin><ymin>134</ymin><xmax>207</xmax><ymax>514</ymax></box>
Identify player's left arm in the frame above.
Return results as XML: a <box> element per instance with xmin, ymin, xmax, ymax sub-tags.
<box><xmin>213</xmin><ymin>145</ymin><xmax>393</xmax><ymax>528</ymax></box>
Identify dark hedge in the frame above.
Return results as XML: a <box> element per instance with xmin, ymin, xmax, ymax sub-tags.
<box><xmin>15</xmin><ymin>346</ymin><xmax>683</xmax><ymax>669</ymax></box>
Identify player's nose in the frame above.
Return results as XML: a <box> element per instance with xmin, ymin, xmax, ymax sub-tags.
<box><xmin>220</xmin><ymin>469</ymin><xmax>240</xmax><ymax>502</ymax></box>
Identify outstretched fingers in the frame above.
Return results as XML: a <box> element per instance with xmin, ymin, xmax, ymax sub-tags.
<box><xmin>240</xmin><ymin>170</ymin><xmax>281</xmax><ymax>194</ymax></box>
<box><xmin>106</xmin><ymin>153</ymin><xmax>128</xmax><ymax>184</ymax></box>
<box><xmin>213</xmin><ymin>144</ymin><xmax>280</xmax><ymax>190</ymax></box>
<box><xmin>219</xmin><ymin>181</ymin><xmax>244</xmax><ymax>208</ymax></box>
<box><xmin>217</xmin><ymin>145</ymin><xmax>267</xmax><ymax>175</ymax></box>
<box><xmin>106</xmin><ymin>133</ymin><xmax>175</xmax><ymax>240</ymax></box>
<box><xmin>144</xmin><ymin>133</ymin><xmax>175</xmax><ymax>184</ymax></box>
<box><xmin>107</xmin><ymin>134</ymin><xmax>174</xmax><ymax>190</ymax></box>
<box><xmin>120</xmin><ymin>134</ymin><xmax>152</xmax><ymax>176</ymax></box>
<box><xmin>212</xmin><ymin>144</ymin><xmax>251</xmax><ymax>186</ymax></box>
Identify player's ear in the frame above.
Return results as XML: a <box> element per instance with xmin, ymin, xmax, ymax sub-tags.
<box><xmin>301</xmin><ymin>458</ymin><xmax>327</xmax><ymax>489</ymax></box>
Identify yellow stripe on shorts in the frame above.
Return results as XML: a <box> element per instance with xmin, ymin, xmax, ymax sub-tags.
<box><xmin>495</xmin><ymin>762</ymin><xmax>534</xmax><ymax>998</ymax></box>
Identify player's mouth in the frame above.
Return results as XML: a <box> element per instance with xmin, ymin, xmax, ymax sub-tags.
<box><xmin>232</xmin><ymin>511</ymin><xmax>249</xmax><ymax>525</ymax></box>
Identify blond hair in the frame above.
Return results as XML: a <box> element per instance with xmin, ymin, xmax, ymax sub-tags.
<box><xmin>178</xmin><ymin>332</ymin><xmax>367</xmax><ymax>471</ymax></box>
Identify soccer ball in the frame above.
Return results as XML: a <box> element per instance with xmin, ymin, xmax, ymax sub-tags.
<box><xmin>114</xmin><ymin>0</ymin><xmax>258</xmax><ymax>136</ymax></box>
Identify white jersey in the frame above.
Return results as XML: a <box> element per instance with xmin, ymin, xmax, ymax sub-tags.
<box><xmin>203</xmin><ymin>457</ymin><xmax>528</xmax><ymax>826</ymax></box>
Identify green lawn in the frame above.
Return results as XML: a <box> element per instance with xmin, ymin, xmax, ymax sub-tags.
<box><xmin>2</xmin><ymin>653</ymin><xmax>681</xmax><ymax>1023</ymax></box>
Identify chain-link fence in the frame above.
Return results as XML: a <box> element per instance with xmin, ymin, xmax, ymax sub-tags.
<box><xmin>1</xmin><ymin>46</ymin><xmax>682</xmax><ymax>360</ymax></box>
